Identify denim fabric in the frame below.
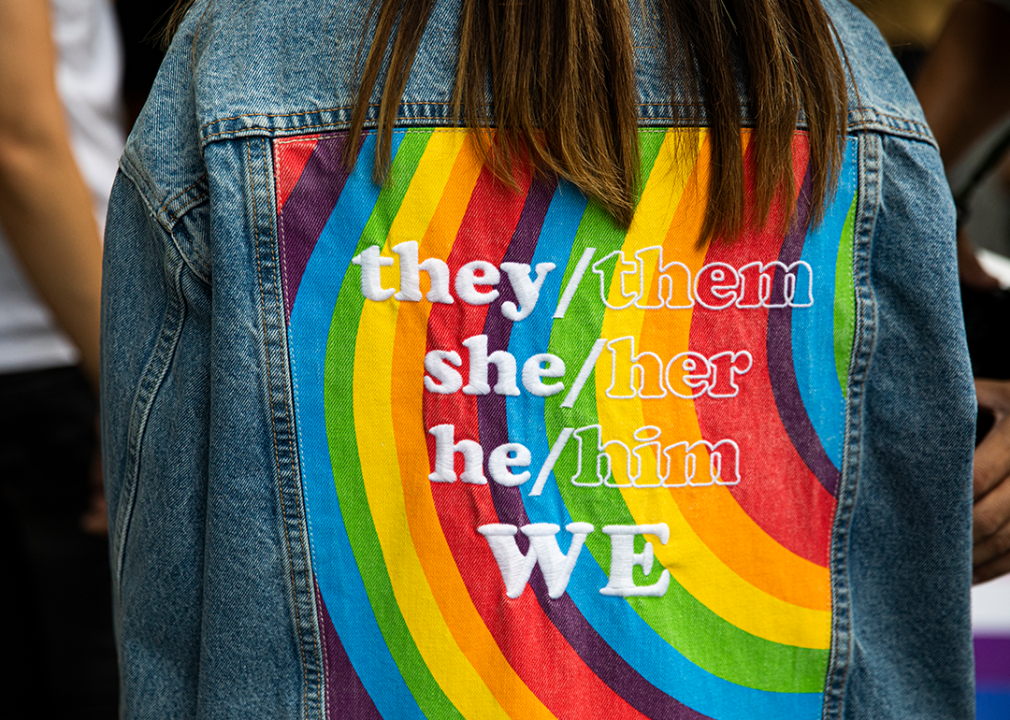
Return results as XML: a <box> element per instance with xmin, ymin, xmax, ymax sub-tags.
<box><xmin>101</xmin><ymin>1</ymin><xmax>976</xmax><ymax>718</ymax></box>
<box><xmin>824</xmin><ymin>133</ymin><xmax>977</xmax><ymax>719</ymax></box>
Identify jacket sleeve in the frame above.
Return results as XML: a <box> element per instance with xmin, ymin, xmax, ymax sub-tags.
<box><xmin>833</xmin><ymin>130</ymin><xmax>976</xmax><ymax>720</ymax></box>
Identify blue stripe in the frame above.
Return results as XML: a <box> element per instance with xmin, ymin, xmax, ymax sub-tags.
<box><xmin>792</xmin><ymin>142</ymin><xmax>858</xmax><ymax>470</ymax></box>
<box><xmin>288</xmin><ymin>132</ymin><xmax>427</xmax><ymax>720</ymax></box>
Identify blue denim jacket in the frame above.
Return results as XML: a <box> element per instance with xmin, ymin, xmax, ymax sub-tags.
<box><xmin>101</xmin><ymin>1</ymin><xmax>976</xmax><ymax>718</ymax></box>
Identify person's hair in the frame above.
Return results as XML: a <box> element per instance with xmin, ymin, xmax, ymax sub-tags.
<box><xmin>166</xmin><ymin>0</ymin><xmax>848</xmax><ymax>239</ymax></box>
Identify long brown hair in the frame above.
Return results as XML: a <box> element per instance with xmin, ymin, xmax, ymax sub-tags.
<box><xmin>167</xmin><ymin>0</ymin><xmax>847</xmax><ymax>239</ymax></box>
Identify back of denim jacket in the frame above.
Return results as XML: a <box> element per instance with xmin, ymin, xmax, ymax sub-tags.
<box><xmin>101</xmin><ymin>1</ymin><xmax>977</xmax><ymax>718</ymax></box>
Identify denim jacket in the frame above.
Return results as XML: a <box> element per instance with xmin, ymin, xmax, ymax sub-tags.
<box><xmin>101</xmin><ymin>1</ymin><xmax>977</xmax><ymax>718</ymax></box>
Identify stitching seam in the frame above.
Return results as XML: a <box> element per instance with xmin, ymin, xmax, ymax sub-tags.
<box><xmin>199</xmin><ymin>101</ymin><xmax>717</xmax><ymax>131</ymax></box>
<box><xmin>262</xmin><ymin>133</ymin><xmax>326</xmax><ymax>719</ymax></box>
<box><xmin>112</xmin><ymin>253</ymin><xmax>187</xmax><ymax>594</ymax></box>
<box><xmin>200</xmin><ymin>104</ymin><xmax>931</xmax><ymax>134</ymax></box>
<box><xmin>275</xmin><ymin>136</ymin><xmax>325</xmax><ymax>714</ymax></box>
<box><xmin>822</xmin><ymin>132</ymin><xmax>879</xmax><ymax>720</ymax></box>
<box><xmin>275</xmin><ymin>142</ymin><xmax>291</xmax><ymax>318</ymax></box>
<box><xmin>202</xmin><ymin>118</ymin><xmax>932</xmax><ymax>146</ymax></box>
<box><xmin>249</xmin><ymin>141</ymin><xmax>312</xmax><ymax>715</ymax></box>
<box><xmin>159</xmin><ymin>174</ymin><xmax>209</xmax><ymax>218</ymax></box>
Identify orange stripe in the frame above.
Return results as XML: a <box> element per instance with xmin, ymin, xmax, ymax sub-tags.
<box><xmin>389</xmin><ymin>137</ymin><xmax>559</xmax><ymax>720</ymax></box>
<box><xmin>642</xmin><ymin>131</ymin><xmax>830</xmax><ymax>611</ymax></box>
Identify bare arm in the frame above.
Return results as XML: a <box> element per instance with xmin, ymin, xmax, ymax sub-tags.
<box><xmin>0</xmin><ymin>0</ymin><xmax>103</xmax><ymax>389</ymax></box>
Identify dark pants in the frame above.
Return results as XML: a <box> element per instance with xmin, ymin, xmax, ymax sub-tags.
<box><xmin>0</xmin><ymin>366</ymin><xmax>118</xmax><ymax>719</ymax></box>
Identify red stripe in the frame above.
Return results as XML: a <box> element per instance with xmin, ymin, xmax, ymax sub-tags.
<box><xmin>275</xmin><ymin>136</ymin><xmax>320</xmax><ymax>211</ymax></box>
<box><xmin>691</xmin><ymin>136</ymin><xmax>836</xmax><ymax>566</ymax></box>
<box><xmin>423</xmin><ymin>162</ymin><xmax>647</xmax><ymax>720</ymax></box>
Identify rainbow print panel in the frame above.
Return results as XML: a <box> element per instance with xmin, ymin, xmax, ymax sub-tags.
<box><xmin>276</xmin><ymin>128</ymin><xmax>858</xmax><ymax>720</ymax></box>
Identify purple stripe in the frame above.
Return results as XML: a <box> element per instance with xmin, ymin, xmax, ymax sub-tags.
<box><xmin>315</xmin><ymin>585</ymin><xmax>383</xmax><ymax>720</ymax></box>
<box><xmin>479</xmin><ymin>174</ymin><xmax>557</xmax><ymax>547</ymax></box>
<box><xmin>766</xmin><ymin>170</ymin><xmax>840</xmax><ymax>497</ymax></box>
<box><xmin>278</xmin><ymin>132</ymin><xmax>360</xmax><ymax>322</ymax></box>
<box><xmin>976</xmin><ymin>636</ymin><xmax>1010</xmax><ymax>684</ymax></box>
<box><xmin>477</xmin><ymin>177</ymin><xmax>710</xmax><ymax>720</ymax></box>
<box><xmin>531</xmin><ymin>590</ymin><xmax>712</xmax><ymax>720</ymax></box>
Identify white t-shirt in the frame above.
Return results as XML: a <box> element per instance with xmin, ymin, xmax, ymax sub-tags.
<box><xmin>0</xmin><ymin>0</ymin><xmax>124</xmax><ymax>374</ymax></box>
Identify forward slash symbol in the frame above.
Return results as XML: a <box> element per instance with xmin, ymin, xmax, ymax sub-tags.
<box><xmin>560</xmin><ymin>338</ymin><xmax>607</xmax><ymax>409</ymax></box>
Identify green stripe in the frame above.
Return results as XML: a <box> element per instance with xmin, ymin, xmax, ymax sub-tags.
<box><xmin>545</xmin><ymin>130</ymin><xmax>829</xmax><ymax>693</ymax></box>
<box><xmin>323</xmin><ymin>129</ymin><xmax>464</xmax><ymax>720</ymax></box>
<box><xmin>833</xmin><ymin>195</ymin><xmax>857</xmax><ymax>397</ymax></box>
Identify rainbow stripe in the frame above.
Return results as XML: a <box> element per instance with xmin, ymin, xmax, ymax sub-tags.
<box><xmin>277</xmin><ymin>128</ymin><xmax>858</xmax><ymax>720</ymax></box>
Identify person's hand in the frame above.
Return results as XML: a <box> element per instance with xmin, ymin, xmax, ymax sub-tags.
<box><xmin>972</xmin><ymin>379</ymin><xmax>1010</xmax><ymax>583</ymax></box>
<box><xmin>79</xmin><ymin>416</ymin><xmax>107</xmax><ymax>535</ymax></box>
<box><xmin>79</xmin><ymin>448</ymin><xmax>107</xmax><ymax>536</ymax></box>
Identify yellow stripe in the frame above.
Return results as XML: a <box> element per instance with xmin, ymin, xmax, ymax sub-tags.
<box><xmin>353</xmin><ymin>132</ymin><xmax>511</xmax><ymax>720</ymax></box>
<box><xmin>596</xmin><ymin>130</ymin><xmax>831</xmax><ymax>650</ymax></box>
<box><xmin>389</xmin><ymin>135</ymin><xmax>560</xmax><ymax>720</ymax></box>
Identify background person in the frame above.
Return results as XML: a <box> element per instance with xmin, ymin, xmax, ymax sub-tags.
<box><xmin>0</xmin><ymin>0</ymin><xmax>123</xmax><ymax>716</ymax></box>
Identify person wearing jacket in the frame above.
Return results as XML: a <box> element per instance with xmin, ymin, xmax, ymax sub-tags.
<box><xmin>102</xmin><ymin>1</ymin><xmax>976</xmax><ymax>718</ymax></box>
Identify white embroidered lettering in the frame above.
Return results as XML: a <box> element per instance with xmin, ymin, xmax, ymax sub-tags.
<box><xmin>522</xmin><ymin>353</ymin><xmax>566</xmax><ymax>397</ymax></box>
<box><xmin>477</xmin><ymin>525</ymin><xmax>536</xmax><ymax>598</ymax></box>
<box><xmin>664</xmin><ymin>439</ymin><xmax>741</xmax><ymax>486</ymax></box>
<box><xmin>735</xmin><ymin>261</ymin><xmax>766</xmax><ymax>309</ymax></box>
<box><xmin>529</xmin><ymin>427</ymin><xmax>574</xmax><ymax>497</ymax></box>
<box><xmin>488</xmin><ymin>443</ymin><xmax>532</xmax><ymax>486</ymax></box>
<box><xmin>606</xmin><ymin>336</ymin><xmax>667</xmax><ymax>399</ymax></box>
<box><xmin>478</xmin><ymin>522</ymin><xmax>594</xmax><ymax>599</ymax></box>
<box><xmin>592</xmin><ymin>250</ymin><xmax>640</xmax><ymax>309</ymax></box>
<box><xmin>737</xmin><ymin>260</ymin><xmax>813</xmax><ymax>308</ymax></box>
<box><xmin>599</xmin><ymin>524</ymin><xmax>671</xmax><ymax>597</ymax></box>
<box><xmin>706</xmin><ymin>350</ymin><xmax>753</xmax><ymax>398</ymax></box>
<box><xmin>351</xmin><ymin>245</ymin><xmax>395</xmax><ymax>302</ymax></box>
<box><xmin>419</xmin><ymin>257</ymin><xmax>454</xmax><ymax>304</ymax></box>
<box><xmin>461</xmin><ymin>335</ymin><xmax>520</xmax><ymax>396</ymax></box>
<box><xmin>631</xmin><ymin>426</ymin><xmax>665</xmax><ymax>487</ymax></box>
<box><xmin>570</xmin><ymin>425</ymin><xmax>609</xmax><ymax>487</ymax></box>
<box><xmin>356</xmin><ymin>252</ymin><xmax>813</xmax><ymax>309</ymax></box>
<box><xmin>423</xmin><ymin>351</ymin><xmax>463</xmax><ymax>394</ymax></box>
<box><xmin>428</xmin><ymin>424</ymin><xmax>486</xmax><ymax>484</ymax></box>
<box><xmin>665</xmin><ymin>351</ymin><xmax>714</xmax><ymax>399</ymax></box>
<box><xmin>560</xmin><ymin>338</ymin><xmax>607</xmax><ymax>409</ymax></box>
<box><xmin>500</xmin><ymin>262</ymin><xmax>555</xmax><ymax>321</ymax></box>
<box><xmin>553</xmin><ymin>247</ymin><xmax>596</xmax><ymax>319</ymax></box>
<box><xmin>634</xmin><ymin>247</ymin><xmax>693</xmax><ymax>309</ymax></box>
<box><xmin>392</xmin><ymin>241</ymin><xmax>422</xmax><ymax>301</ymax></box>
<box><xmin>565</xmin><ymin>425</ymin><xmax>742</xmax><ymax>489</ymax></box>
<box><xmin>455</xmin><ymin>260</ymin><xmax>500</xmax><ymax>305</ymax></box>
<box><xmin>694</xmin><ymin>262</ymin><xmax>740</xmax><ymax>309</ymax></box>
